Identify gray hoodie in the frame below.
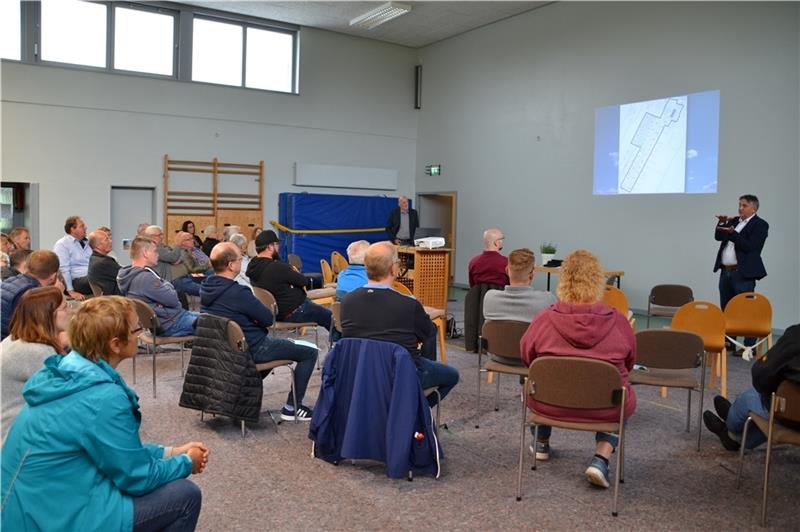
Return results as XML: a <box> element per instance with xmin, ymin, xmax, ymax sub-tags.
<box><xmin>116</xmin><ymin>265</ymin><xmax>184</xmax><ymax>326</ymax></box>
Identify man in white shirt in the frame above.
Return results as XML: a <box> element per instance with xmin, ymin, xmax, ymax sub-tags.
<box><xmin>713</xmin><ymin>194</ymin><xmax>769</xmax><ymax>311</ymax></box>
<box><xmin>53</xmin><ymin>215</ymin><xmax>93</xmax><ymax>300</ymax></box>
<box><xmin>483</xmin><ymin>248</ymin><xmax>556</xmax><ymax>323</ymax></box>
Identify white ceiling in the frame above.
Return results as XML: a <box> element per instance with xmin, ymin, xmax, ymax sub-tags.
<box><xmin>182</xmin><ymin>1</ymin><xmax>550</xmax><ymax>48</ymax></box>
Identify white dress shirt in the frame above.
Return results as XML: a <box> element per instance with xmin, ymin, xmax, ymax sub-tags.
<box><xmin>720</xmin><ymin>214</ymin><xmax>755</xmax><ymax>266</ymax></box>
<box><xmin>53</xmin><ymin>234</ymin><xmax>93</xmax><ymax>290</ymax></box>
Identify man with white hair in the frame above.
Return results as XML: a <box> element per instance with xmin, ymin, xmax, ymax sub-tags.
<box><xmin>222</xmin><ymin>225</ymin><xmax>241</xmax><ymax>242</ymax></box>
<box><xmin>228</xmin><ymin>233</ymin><xmax>252</xmax><ymax>290</ymax></box>
<box><xmin>385</xmin><ymin>196</ymin><xmax>419</xmax><ymax>246</ymax></box>
<box><xmin>201</xmin><ymin>225</ymin><xmax>221</xmax><ymax>256</ymax></box>
<box><xmin>335</xmin><ymin>240</ymin><xmax>370</xmax><ymax>301</ymax></box>
<box><xmin>468</xmin><ymin>227</ymin><xmax>509</xmax><ymax>287</ymax></box>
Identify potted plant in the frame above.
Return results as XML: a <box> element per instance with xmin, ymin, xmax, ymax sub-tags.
<box><xmin>540</xmin><ymin>242</ymin><xmax>557</xmax><ymax>266</ymax></box>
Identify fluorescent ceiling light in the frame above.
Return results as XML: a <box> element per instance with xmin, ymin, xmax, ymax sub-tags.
<box><xmin>349</xmin><ymin>2</ymin><xmax>411</xmax><ymax>30</ymax></box>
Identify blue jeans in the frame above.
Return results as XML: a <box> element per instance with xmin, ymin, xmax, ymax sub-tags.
<box><xmin>172</xmin><ymin>275</ymin><xmax>201</xmax><ymax>298</ymax></box>
<box><xmin>132</xmin><ymin>478</ymin><xmax>201</xmax><ymax>532</ymax></box>
<box><xmin>416</xmin><ymin>357</ymin><xmax>459</xmax><ymax>407</ymax></box>
<box><xmin>160</xmin><ymin>311</ymin><xmax>199</xmax><ymax>337</ymax></box>
<box><xmin>252</xmin><ymin>337</ymin><xmax>318</xmax><ymax>405</ymax></box>
<box><xmin>285</xmin><ymin>298</ymin><xmax>332</xmax><ymax>330</ymax></box>
<box><xmin>531</xmin><ymin>425</ymin><xmax>619</xmax><ymax>448</ymax></box>
<box><xmin>727</xmin><ymin>387</ymin><xmax>769</xmax><ymax>449</ymax></box>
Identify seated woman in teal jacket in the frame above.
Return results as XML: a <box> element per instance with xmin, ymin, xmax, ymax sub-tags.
<box><xmin>1</xmin><ymin>296</ymin><xmax>210</xmax><ymax>532</ymax></box>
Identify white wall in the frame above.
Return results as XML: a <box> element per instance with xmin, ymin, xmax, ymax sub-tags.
<box><xmin>1</xmin><ymin>27</ymin><xmax>419</xmax><ymax>249</ymax></box>
<box><xmin>416</xmin><ymin>1</ymin><xmax>800</xmax><ymax>329</ymax></box>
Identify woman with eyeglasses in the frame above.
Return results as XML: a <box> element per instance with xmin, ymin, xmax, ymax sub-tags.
<box><xmin>1</xmin><ymin>286</ymin><xmax>69</xmax><ymax>442</ymax></box>
<box><xmin>1</xmin><ymin>296</ymin><xmax>209</xmax><ymax>532</ymax></box>
<box><xmin>181</xmin><ymin>220</ymin><xmax>204</xmax><ymax>249</ymax></box>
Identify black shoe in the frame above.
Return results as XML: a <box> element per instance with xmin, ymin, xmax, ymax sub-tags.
<box><xmin>703</xmin><ymin>411</ymin><xmax>740</xmax><ymax>451</ymax></box>
<box><xmin>713</xmin><ymin>395</ymin><xmax>732</xmax><ymax>421</ymax></box>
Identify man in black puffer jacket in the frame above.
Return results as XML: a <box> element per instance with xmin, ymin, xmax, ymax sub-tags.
<box><xmin>201</xmin><ymin>242</ymin><xmax>318</xmax><ymax>422</ymax></box>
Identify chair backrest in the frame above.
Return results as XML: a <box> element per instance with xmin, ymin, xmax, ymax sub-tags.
<box><xmin>724</xmin><ymin>292</ymin><xmax>772</xmax><ymax>336</ymax></box>
<box><xmin>331</xmin><ymin>301</ymin><xmax>342</xmax><ymax>333</ymax></box>
<box><xmin>634</xmin><ymin>329</ymin><xmax>705</xmax><ymax>369</ymax></box>
<box><xmin>226</xmin><ymin>319</ymin><xmax>247</xmax><ymax>352</ymax></box>
<box><xmin>392</xmin><ymin>281</ymin><xmax>413</xmax><ymax>296</ymax></box>
<box><xmin>288</xmin><ymin>253</ymin><xmax>303</xmax><ymax>272</ymax></box>
<box><xmin>130</xmin><ymin>298</ymin><xmax>159</xmax><ymax>332</ymax></box>
<box><xmin>528</xmin><ymin>356</ymin><xmax>623</xmax><ymax>409</ymax></box>
<box><xmin>649</xmin><ymin>284</ymin><xmax>694</xmax><ymax>307</ymax></box>
<box><xmin>89</xmin><ymin>280</ymin><xmax>103</xmax><ymax>297</ymax></box>
<box><xmin>672</xmin><ymin>301</ymin><xmax>726</xmax><ymax>352</ymax></box>
<box><xmin>602</xmin><ymin>285</ymin><xmax>629</xmax><ymax>316</ymax></box>
<box><xmin>320</xmin><ymin>259</ymin><xmax>334</xmax><ymax>285</ymax></box>
<box><xmin>775</xmin><ymin>380</ymin><xmax>800</xmax><ymax>424</ymax></box>
<box><xmin>481</xmin><ymin>320</ymin><xmax>529</xmax><ymax>361</ymax></box>
<box><xmin>331</xmin><ymin>251</ymin><xmax>348</xmax><ymax>275</ymax></box>
<box><xmin>252</xmin><ymin>286</ymin><xmax>279</xmax><ymax>317</ymax></box>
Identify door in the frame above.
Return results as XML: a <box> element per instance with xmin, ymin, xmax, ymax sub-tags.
<box><xmin>111</xmin><ymin>187</ymin><xmax>155</xmax><ymax>265</ymax></box>
<box><xmin>416</xmin><ymin>192</ymin><xmax>457</xmax><ymax>280</ymax></box>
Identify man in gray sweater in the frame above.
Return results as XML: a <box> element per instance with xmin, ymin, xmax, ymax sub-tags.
<box><xmin>483</xmin><ymin>248</ymin><xmax>556</xmax><ymax>323</ymax></box>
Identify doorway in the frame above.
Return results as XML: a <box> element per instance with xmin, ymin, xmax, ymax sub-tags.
<box><xmin>111</xmin><ymin>187</ymin><xmax>155</xmax><ymax>265</ymax></box>
<box><xmin>416</xmin><ymin>192</ymin><xmax>457</xmax><ymax>280</ymax></box>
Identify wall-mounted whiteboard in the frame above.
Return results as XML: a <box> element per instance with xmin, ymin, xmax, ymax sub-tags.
<box><xmin>294</xmin><ymin>163</ymin><xmax>398</xmax><ymax>190</ymax></box>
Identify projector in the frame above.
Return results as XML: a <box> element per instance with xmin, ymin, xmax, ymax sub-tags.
<box><xmin>414</xmin><ymin>237</ymin><xmax>445</xmax><ymax>249</ymax></box>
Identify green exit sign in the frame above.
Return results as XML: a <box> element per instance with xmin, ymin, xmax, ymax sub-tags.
<box><xmin>425</xmin><ymin>164</ymin><xmax>441</xmax><ymax>176</ymax></box>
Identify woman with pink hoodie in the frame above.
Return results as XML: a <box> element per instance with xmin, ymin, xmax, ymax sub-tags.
<box><xmin>520</xmin><ymin>249</ymin><xmax>636</xmax><ymax>489</ymax></box>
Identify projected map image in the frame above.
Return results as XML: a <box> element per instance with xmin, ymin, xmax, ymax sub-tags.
<box><xmin>618</xmin><ymin>96</ymin><xmax>687</xmax><ymax>194</ymax></box>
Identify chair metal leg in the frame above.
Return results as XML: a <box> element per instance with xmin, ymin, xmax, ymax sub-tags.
<box><xmin>494</xmin><ymin>374</ymin><xmax>501</xmax><ymax>411</ymax></box>
<box><xmin>761</xmin><ymin>415</ymin><xmax>776</xmax><ymax>526</ymax></box>
<box><xmin>200</xmin><ymin>411</ymin><xmax>204</xmax><ymax>421</ymax></box>
<box><xmin>613</xmin><ymin>428</ymin><xmax>624</xmax><ymax>517</ymax></box>
<box><xmin>241</xmin><ymin>420</ymin><xmax>246</xmax><ymax>438</ymax></box>
<box><xmin>475</xmin><ymin>339</ymin><xmax>483</xmax><ymax>428</ymax></box>
<box><xmin>289</xmin><ymin>366</ymin><xmax>298</xmax><ymax>425</ymax></box>
<box><xmin>180</xmin><ymin>343</ymin><xmax>185</xmax><ymax>377</ymax></box>
<box><xmin>433</xmin><ymin>390</ymin><xmax>441</xmax><ymax>428</ymax></box>
<box><xmin>152</xmin><ymin>343</ymin><xmax>157</xmax><ymax>399</ymax></box>
<box><xmin>516</xmin><ymin>399</ymin><xmax>529</xmax><ymax>501</ymax></box>
<box><xmin>686</xmin><ymin>389</ymin><xmax>692</xmax><ymax>432</ymax></box>
<box><xmin>736</xmin><ymin>417</ymin><xmax>752</xmax><ymax>489</ymax></box>
<box><xmin>697</xmin><ymin>353</ymin><xmax>708</xmax><ymax>451</ymax></box>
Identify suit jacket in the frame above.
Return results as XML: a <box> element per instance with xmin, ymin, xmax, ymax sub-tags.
<box><xmin>713</xmin><ymin>214</ymin><xmax>768</xmax><ymax>280</ymax></box>
<box><xmin>88</xmin><ymin>251</ymin><xmax>121</xmax><ymax>295</ymax></box>
<box><xmin>385</xmin><ymin>207</ymin><xmax>419</xmax><ymax>242</ymax></box>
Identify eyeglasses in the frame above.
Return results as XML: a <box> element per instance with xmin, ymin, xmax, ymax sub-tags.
<box><xmin>130</xmin><ymin>326</ymin><xmax>144</xmax><ymax>335</ymax></box>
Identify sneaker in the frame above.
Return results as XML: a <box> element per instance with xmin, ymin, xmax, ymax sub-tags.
<box><xmin>528</xmin><ymin>440</ymin><xmax>551</xmax><ymax>461</ymax></box>
<box><xmin>702</xmin><ymin>410</ymin><xmax>739</xmax><ymax>451</ymax></box>
<box><xmin>713</xmin><ymin>395</ymin><xmax>732</xmax><ymax>421</ymax></box>
<box><xmin>585</xmin><ymin>456</ymin><xmax>610</xmax><ymax>489</ymax></box>
<box><xmin>280</xmin><ymin>404</ymin><xmax>313</xmax><ymax>421</ymax></box>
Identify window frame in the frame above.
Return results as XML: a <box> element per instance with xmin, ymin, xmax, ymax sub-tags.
<box><xmin>4</xmin><ymin>1</ymin><xmax>299</xmax><ymax>94</ymax></box>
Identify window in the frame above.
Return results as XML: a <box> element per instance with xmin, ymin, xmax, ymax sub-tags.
<box><xmin>246</xmin><ymin>27</ymin><xmax>294</xmax><ymax>92</ymax></box>
<box><xmin>41</xmin><ymin>0</ymin><xmax>107</xmax><ymax>68</ymax></box>
<box><xmin>192</xmin><ymin>18</ymin><xmax>243</xmax><ymax>87</ymax></box>
<box><xmin>0</xmin><ymin>1</ymin><xmax>21</xmax><ymax>60</ymax></box>
<box><xmin>114</xmin><ymin>6</ymin><xmax>175</xmax><ymax>76</ymax></box>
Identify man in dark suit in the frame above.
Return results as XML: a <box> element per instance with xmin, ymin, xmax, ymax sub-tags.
<box><xmin>713</xmin><ymin>194</ymin><xmax>768</xmax><ymax>312</ymax></box>
<box><xmin>87</xmin><ymin>229</ymin><xmax>121</xmax><ymax>295</ymax></box>
<box><xmin>385</xmin><ymin>196</ymin><xmax>419</xmax><ymax>245</ymax></box>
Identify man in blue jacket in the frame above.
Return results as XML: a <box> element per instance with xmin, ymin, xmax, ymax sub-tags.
<box><xmin>201</xmin><ymin>242</ymin><xmax>318</xmax><ymax>421</ymax></box>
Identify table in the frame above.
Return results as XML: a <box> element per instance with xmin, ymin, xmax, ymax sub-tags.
<box><xmin>534</xmin><ymin>266</ymin><xmax>625</xmax><ymax>292</ymax></box>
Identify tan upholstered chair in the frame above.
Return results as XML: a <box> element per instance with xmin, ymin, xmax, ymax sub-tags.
<box><xmin>252</xmin><ymin>286</ymin><xmax>320</xmax><ymax>348</ymax></box>
<box><xmin>320</xmin><ymin>259</ymin><xmax>336</xmax><ymax>288</ymax></box>
<box><xmin>602</xmin><ymin>285</ymin><xmax>635</xmax><ymax>328</ymax></box>
<box><xmin>630</xmin><ymin>329</ymin><xmax>707</xmax><ymax>450</ymax></box>
<box><xmin>736</xmin><ymin>381</ymin><xmax>800</xmax><ymax>526</ymax></box>
<box><xmin>331</xmin><ymin>251</ymin><xmax>349</xmax><ymax>280</ymax></box>
<box><xmin>647</xmin><ymin>284</ymin><xmax>694</xmax><ymax>327</ymax></box>
<box><xmin>517</xmin><ymin>356</ymin><xmax>628</xmax><ymax>516</ymax></box>
<box><xmin>289</xmin><ymin>253</ymin><xmax>323</xmax><ymax>288</ymax></box>
<box><xmin>129</xmin><ymin>299</ymin><xmax>195</xmax><ymax>398</ymax></box>
<box><xmin>88</xmin><ymin>280</ymin><xmax>103</xmax><ymax>297</ymax></box>
<box><xmin>475</xmin><ymin>320</ymin><xmax>530</xmax><ymax>428</ymax></box>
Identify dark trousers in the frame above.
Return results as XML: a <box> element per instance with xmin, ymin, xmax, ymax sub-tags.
<box><xmin>251</xmin><ymin>336</ymin><xmax>318</xmax><ymax>405</ymax></box>
<box><xmin>133</xmin><ymin>479</ymin><xmax>202</xmax><ymax>532</ymax></box>
<box><xmin>72</xmin><ymin>276</ymin><xmax>93</xmax><ymax>296</ymax></box>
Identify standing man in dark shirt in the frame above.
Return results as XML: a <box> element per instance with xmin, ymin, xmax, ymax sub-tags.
<box><xmin>246</xmin><ymin>230</ymin><xmax>332</xmax><ymax>330</ymax></box>
<box><xmin>468</xmin><ymin>227</ymin><xmax>509</xmax><ymax>287</ymax></box>
<box><xmin>341</xmin><ymin>241</ymin><xmax>459</xmax><ymax>405</ymax></box>
<box><xmin>87</xmin><ymin>229</ymin><xmax>121</xmax><ymax>295</ymax></box>
<box><xmin>385</xmin><ymin>196</ymin><xmax>419</xmax><ymax>246</ymax></box>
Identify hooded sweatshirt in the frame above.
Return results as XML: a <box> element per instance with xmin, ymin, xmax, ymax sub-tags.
<box><xmin>246</xmin><ymin>257</ymin><xmax>307</xmax><ymax>319</ymax></box>
<box><xmin>520</xmin><ymin>301</ymin><xmax>636</xmax><ymax>423</ymax></box>
<box><xmin>200</xmin><ymin>275</ymin><xmax>274</xmax><ymax>354</ymax></box>
<box><xmin>117</xmin><ymin>265</ymin><xmax>184</xmax><ymax>326</ymax></box>
<box><xmin>1</xmin><ymin>352</ymin><xmax>191</xmax><ymax>531</ymax></box>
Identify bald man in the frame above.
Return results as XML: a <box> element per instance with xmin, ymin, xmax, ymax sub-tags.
<box><xmin>385</xmin><ymin>196</ymin><xmax>419</xmax><ymax>245</ymax></box>
<box><xmin>341</xmin><ymin>241</ymin><xmax>459</xmax><ymax>406</ymax></box>
<box><xmin>467</xmin><ymin>228</ymin><xmax>509</xmax><ymax>287</ymax></box>
<box><xmin>201</xmin><ymin>242</ymin><xmax>318</xmax><ymax>421</ymax></box>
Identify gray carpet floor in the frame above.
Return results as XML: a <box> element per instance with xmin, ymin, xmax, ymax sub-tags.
<box><xmin>121</xmin><ymin>303</ymin><xmax>798</xmax><ymax>531</ymax></box>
